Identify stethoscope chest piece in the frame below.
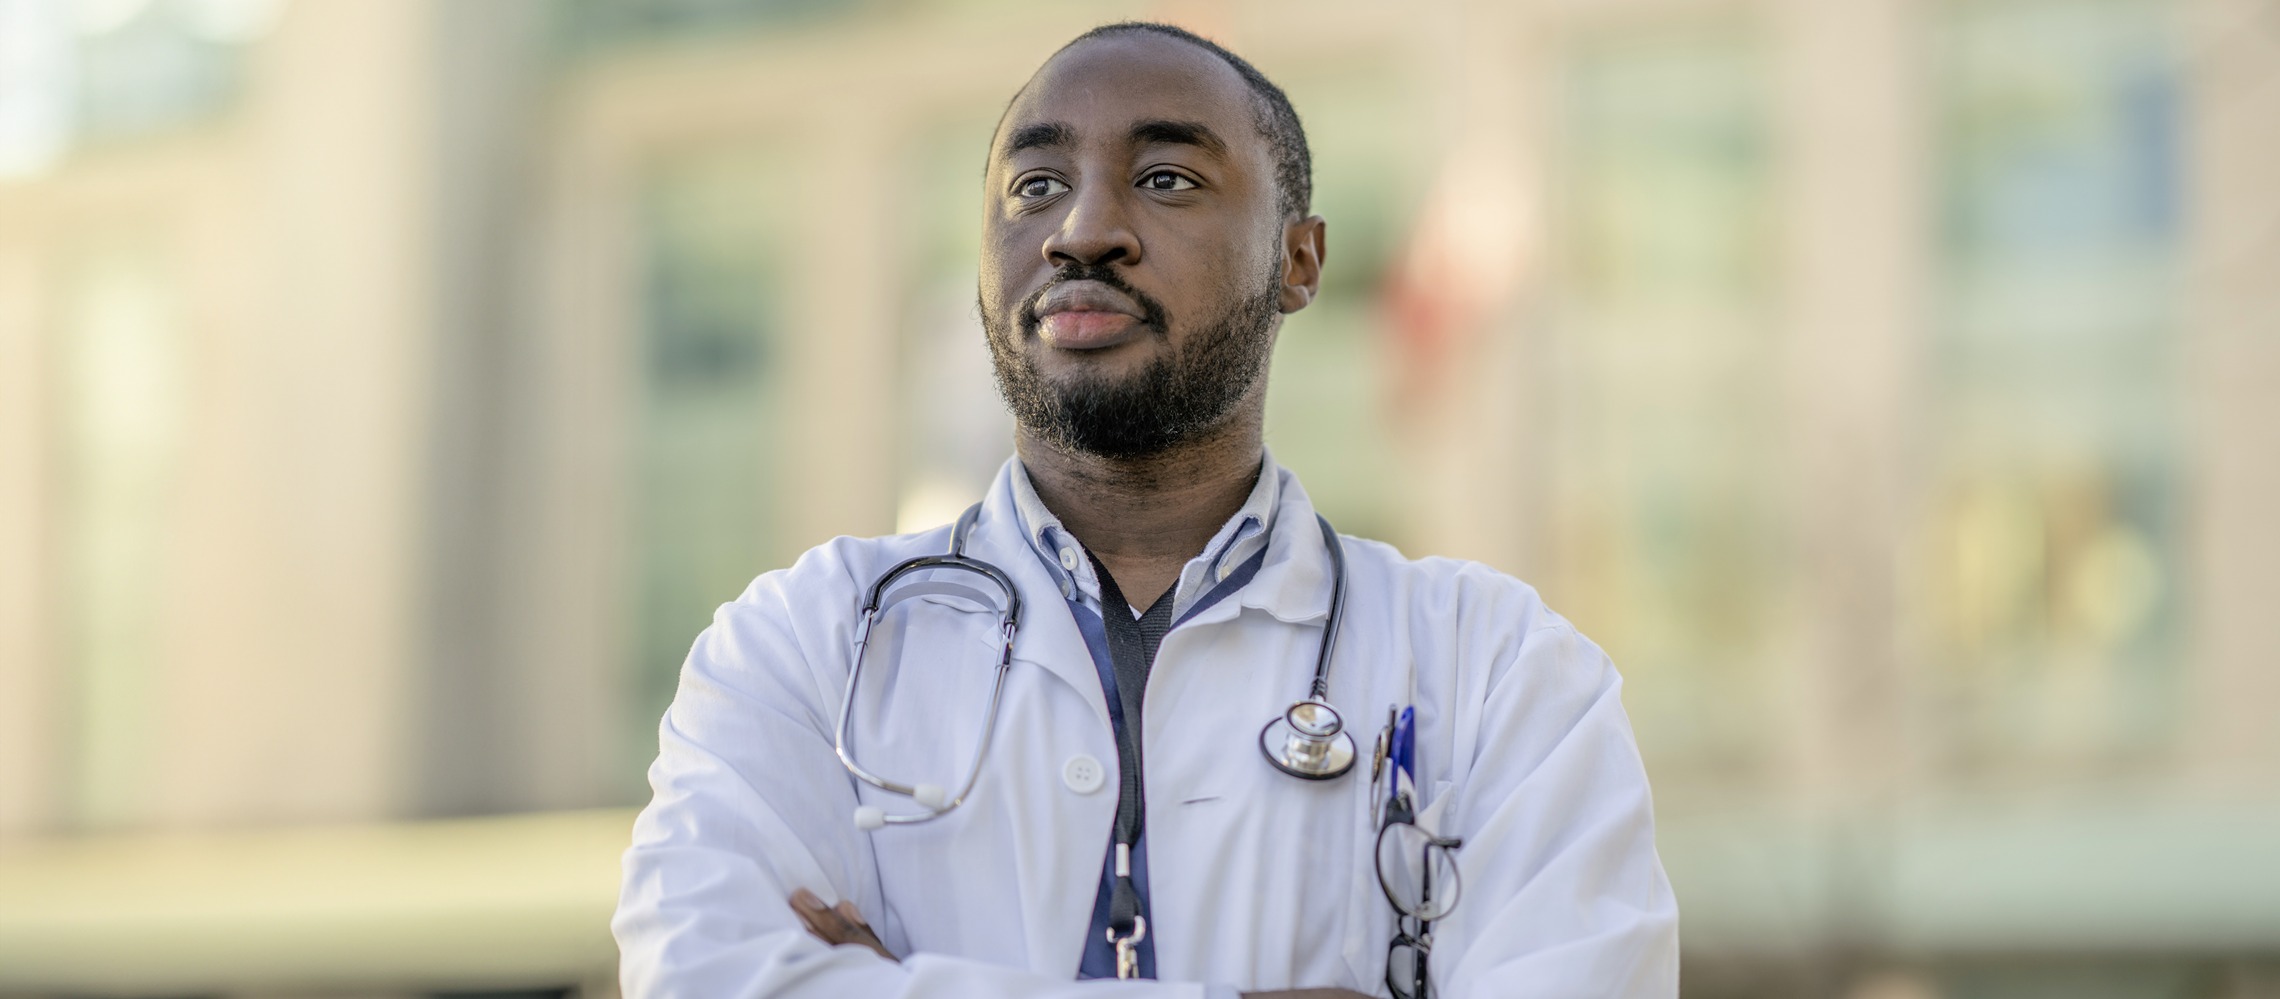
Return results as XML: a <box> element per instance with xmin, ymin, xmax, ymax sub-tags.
<box><xmin>1260</xmin><ymin>699</ymin><xmax>1357</xmax><ymax>780</ymax></box>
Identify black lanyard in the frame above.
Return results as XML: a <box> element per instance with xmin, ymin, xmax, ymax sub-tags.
<box><xmin>1088</xmin><ymin>554</ymin><xmax>1175</xmax><ymax>973</ymax></box>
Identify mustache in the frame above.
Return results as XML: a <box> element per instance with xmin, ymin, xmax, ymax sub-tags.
<box><xmin>1016</xmin><ymin>264</ymin><xmax>1171</xmax><ymax>335</ymax></box>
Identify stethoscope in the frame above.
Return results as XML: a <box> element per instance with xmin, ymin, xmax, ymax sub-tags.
<box><xmin>836</xmin><ymin>503</ymin><xmax>1359</xmax><ymax>831</ymax></box>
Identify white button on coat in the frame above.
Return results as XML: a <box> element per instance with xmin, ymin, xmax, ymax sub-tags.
<box><xmin>1058</xmin><ymin>547</ymin><xmax>1079</xmax><ymax>571</ymax></box>
<box><xmin>1061</xmin><ymin>754</ymin><xmax>1105</xmax><ymax>794</ymax></box>
<box><xmin>614</xmin><ymin>456</ymin><xmax>1678</xmax><ymax>999</ymax></box>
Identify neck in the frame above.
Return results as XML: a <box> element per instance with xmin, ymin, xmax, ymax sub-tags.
<box><xmin>1018</xmin><ymin>400</ymin><xmax>1265</xmax><ymax>611</ymax></box>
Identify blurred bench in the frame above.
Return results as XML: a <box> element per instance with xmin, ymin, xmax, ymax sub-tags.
<box><xmin>0</xmin><ymin>809</ymin><xmax>633</xmax><ymax>997</ymax></box>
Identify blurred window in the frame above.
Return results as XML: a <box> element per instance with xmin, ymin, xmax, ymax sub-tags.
<box><xmin>0</xmin><ymin>0</ymin><xmax>279</xmax><ymax>177</ymax></box>
<box><xmin>628</xmin><ymin>142</ymin><xmax>800</xmax><ymax>760</ymax></box>
<box><xmin>56</xmin><ymin>235</ymin><xmax>186</xmax><ymax>829</ymax></box>
<box><xmin>893</xmin><ymin>111</ymin><xmax>1015</xmax><ymax>535</ymax></box>
<box><xmin>1564</xmin><ymin>25</ymin><xmax>1774</xmax><ymax>316</ymax></box>
<box><xmin>1923</xmin><ymin>0</ymin><xmax>2182</xmax><ymax>766</ymax></box>
<box><xmin>1264</xmin><ymin>65</ymin><xmax>1428</xmax><ymax>545</ymax></box>
<box><xmin>1546</xmin><ymin>20</ymin><xmax>1786</xmax><ymax>777</ymax></box>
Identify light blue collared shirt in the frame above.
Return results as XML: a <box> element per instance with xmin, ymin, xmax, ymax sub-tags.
<box><xmin>1005</xmin><ymin>451</ymin><xmax>1281</xmax><ymax>621</ymax></box>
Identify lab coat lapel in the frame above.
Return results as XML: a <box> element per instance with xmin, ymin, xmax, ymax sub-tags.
<box><xmin>970</xmin><ymin>476</ymin><xmax>1114</xmax><ymax>732</ymax></box>
<box><xmin>1228</xmin><ymin>469</ymin><xmax>1338</xmax><ymax>627</ymax></box>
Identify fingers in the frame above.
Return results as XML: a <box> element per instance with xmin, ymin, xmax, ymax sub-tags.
<box><xmin>788</xmin><ymin>888</ymin><xmax>899</xmax><ymax>962</ymax></box>
<box><xmin>791</xmin><ymin>889</ymin><xmax>856</xmax><ymax>943</ymax></box>
<box><xmin>830</xmin><ymin>900</ymin><xmax>896</xmax><ymax>960</ymax></box>
<box><xmin>790</xmin><ymin>888</ymin><xmax>839</xmax><ymax>939</ymax></box>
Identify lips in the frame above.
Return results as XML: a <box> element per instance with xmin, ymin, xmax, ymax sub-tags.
<box><xmin>1034</xmin><ymin>280</ymin><xmax>1147</xmax><ymax>350</ymax></box>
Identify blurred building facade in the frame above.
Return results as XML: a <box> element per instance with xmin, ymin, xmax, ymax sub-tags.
<box><xmin>0</xmin><ymin>0</ymin><xmax>2276</xmax><ymax>996</ymax></box>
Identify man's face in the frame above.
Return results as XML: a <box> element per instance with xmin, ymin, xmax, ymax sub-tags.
<box><xmin>978</xmin><ymin>33</ymin><xmax>1316</xmax><ymax>459</ymax></box>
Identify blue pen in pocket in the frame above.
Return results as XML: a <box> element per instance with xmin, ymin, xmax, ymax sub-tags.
<box><xmin>1374</xmin><ymin>706</ymin><xmax>1418</xmax><ymax>828</ymax></box>
<box><xmin>1391</xmin><ymin>706</ymin><xmax>1416</xmax><ymax>804</ymax></box>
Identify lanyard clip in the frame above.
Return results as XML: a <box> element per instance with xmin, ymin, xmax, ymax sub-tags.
<box><xmin>1107</xmin><ymin>916</ymin><xmax>1147</xmax><ymax>980</ymax></box>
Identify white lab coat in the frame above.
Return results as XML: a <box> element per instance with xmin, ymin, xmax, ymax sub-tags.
<box><xmin>614</xmin><ymin>461</ymin><xmax>1678</xmax><ymax>998</ymax></box>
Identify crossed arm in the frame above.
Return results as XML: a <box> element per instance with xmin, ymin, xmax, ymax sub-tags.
<box><xmin>618</xmin><ymin>565</ymin><xmax>1382</xmax><ymax>998</ymax></box>
<box><xmin>789</xmin><ymin>889</ymin><xmax>1368</xmax><ymax>999</ymax></box>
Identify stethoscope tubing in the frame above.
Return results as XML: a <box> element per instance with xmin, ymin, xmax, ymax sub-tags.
<box><xmin>1307</xmin><ymin>513</ymin><xmax>1348</xmax><ymax>702</ymax></box>
<box><xmin>839</xmin><ymin>504</ymin><xmax>1358</xmax><ymax>826</ymax></box>
<box><xmin>836</xmin><ymin>506</ymin><xmax>1020</xmax><ymax>824</ymax></box>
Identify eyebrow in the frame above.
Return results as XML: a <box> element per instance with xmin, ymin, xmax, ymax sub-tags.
<box><xmin>1003</xmin><ymin>121</ymin><xmax>1074</xmax><ymax>155</ymax></box>
<box><xmin>998</xmin><ymin>119</ymin><xmax>1230</xmax><ymax>158</ymax></box>
<box><xmin>1129</xmin><ymin>119</ymin><xmax>1226</xmax><ymax>155</ymax></box>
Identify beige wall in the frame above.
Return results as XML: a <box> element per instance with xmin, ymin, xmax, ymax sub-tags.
<box><xmin>0</xmin><ymin>1</ymin><xmax>439</xmax><ymax>830</ymax></box>
<box><xmin>2182</xmin><ymin>0</ymin><xmax>2280</xmax><ymax>787</ymax></box>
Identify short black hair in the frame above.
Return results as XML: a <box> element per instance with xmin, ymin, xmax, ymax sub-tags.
<box><xmin>1054</xmin><ymin>21</ymin><xmax>1312</xmax><ymax>220</ymax></box>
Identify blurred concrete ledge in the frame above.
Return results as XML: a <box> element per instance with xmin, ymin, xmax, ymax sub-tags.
<box><xmin>4</xmin><ymin>801</ymin><xmax>2279</xmax><ymax>995</ymax></box>
<box><xmin>1663</xmin><ymin>799</ymin><xmax>2280</xmax><ymax>957</ymax></box>
<box><xmin>0</xmin><ymin>808</ymin><xmax>633</xmax><ymax>996</ymax></box>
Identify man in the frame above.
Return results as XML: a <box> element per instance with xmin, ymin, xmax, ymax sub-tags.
<box><xmin>614</xmin><ymin>22</ymin><xmax>1678</xmax><ymax>998</ymax></box>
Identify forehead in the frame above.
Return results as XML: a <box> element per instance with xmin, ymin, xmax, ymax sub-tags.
<box><xmin>997</xmin><ymin>33</ymin><xmax>1260</xmax><ymax>155</ymax></box>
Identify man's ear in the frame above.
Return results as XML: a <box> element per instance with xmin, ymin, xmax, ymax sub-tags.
<box><xmin>1278</xmin><ymin>215</ymin><xmax>1328</xmax><ymax>314</ymax></box>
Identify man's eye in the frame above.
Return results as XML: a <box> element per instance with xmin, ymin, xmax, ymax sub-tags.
<box><xmin>1017</xmin><ymin>177</ymin><xmax>1069</xmax><ymax>198</ymax></box>
<box><xmin>1140</xmin><ymin>171</ymin><xmax>1196</xmax><ymax>192</ymax></box>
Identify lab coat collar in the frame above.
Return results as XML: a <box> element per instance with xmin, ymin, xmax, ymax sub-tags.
<box><xmin>970</xmin><ymin>467</ymin><xmax>1113</xmax><ymax>729</ymax></box>
<box><xmin>1221</xmin><ymin>465</ymin><xmax>1337</xmax><ymax>627</ymax></box>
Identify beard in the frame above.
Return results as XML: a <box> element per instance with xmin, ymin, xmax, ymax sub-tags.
<box><xmin>981</xmin><ymin>258</ymin><xmax>1282</xmax><ymax>460</ymax></box>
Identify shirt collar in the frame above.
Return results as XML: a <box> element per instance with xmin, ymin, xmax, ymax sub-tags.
<box><xmin>1002</xmin><ymin>450</ymin><xmax>1284</xmax><ymax>619</ymax></box>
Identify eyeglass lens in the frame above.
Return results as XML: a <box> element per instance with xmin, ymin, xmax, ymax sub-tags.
<box><xmin>1385</xmin><ymin>933</ymin><xmax>1429</xmax><ymax>999</ymax></box>
<box><xmin>1376</xmin><ymin>821</ymin><xmax>1461</xmax><ymax>921</ymax></box>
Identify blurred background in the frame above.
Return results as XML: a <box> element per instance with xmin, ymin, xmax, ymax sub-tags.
<box><xmin>1</xmin><ymin>0</ymin><xmax>2275</xmax><ymax>996</ymax></box>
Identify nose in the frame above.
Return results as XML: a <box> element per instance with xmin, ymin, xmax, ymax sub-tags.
<box><xmin>1041</xmin><ymin>180</ymin><xmax>1141</xmax><ymax>268</ymax></box>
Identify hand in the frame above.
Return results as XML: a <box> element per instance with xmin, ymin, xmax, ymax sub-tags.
<box><xmin>790</xmin><ymin>887</ymin><xmax>898</xmax><ymax>962</ymax></box>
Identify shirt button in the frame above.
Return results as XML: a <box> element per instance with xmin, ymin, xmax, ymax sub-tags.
<box><xmin>1062</xmin><ymin>754</ymin><xmax>1105</xmax><ymax>794</ymax></box>
<box><xmin>1059</xmin><ymin>547</ymin><xmax>1079</xmax><ymax>571</ymax></box>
